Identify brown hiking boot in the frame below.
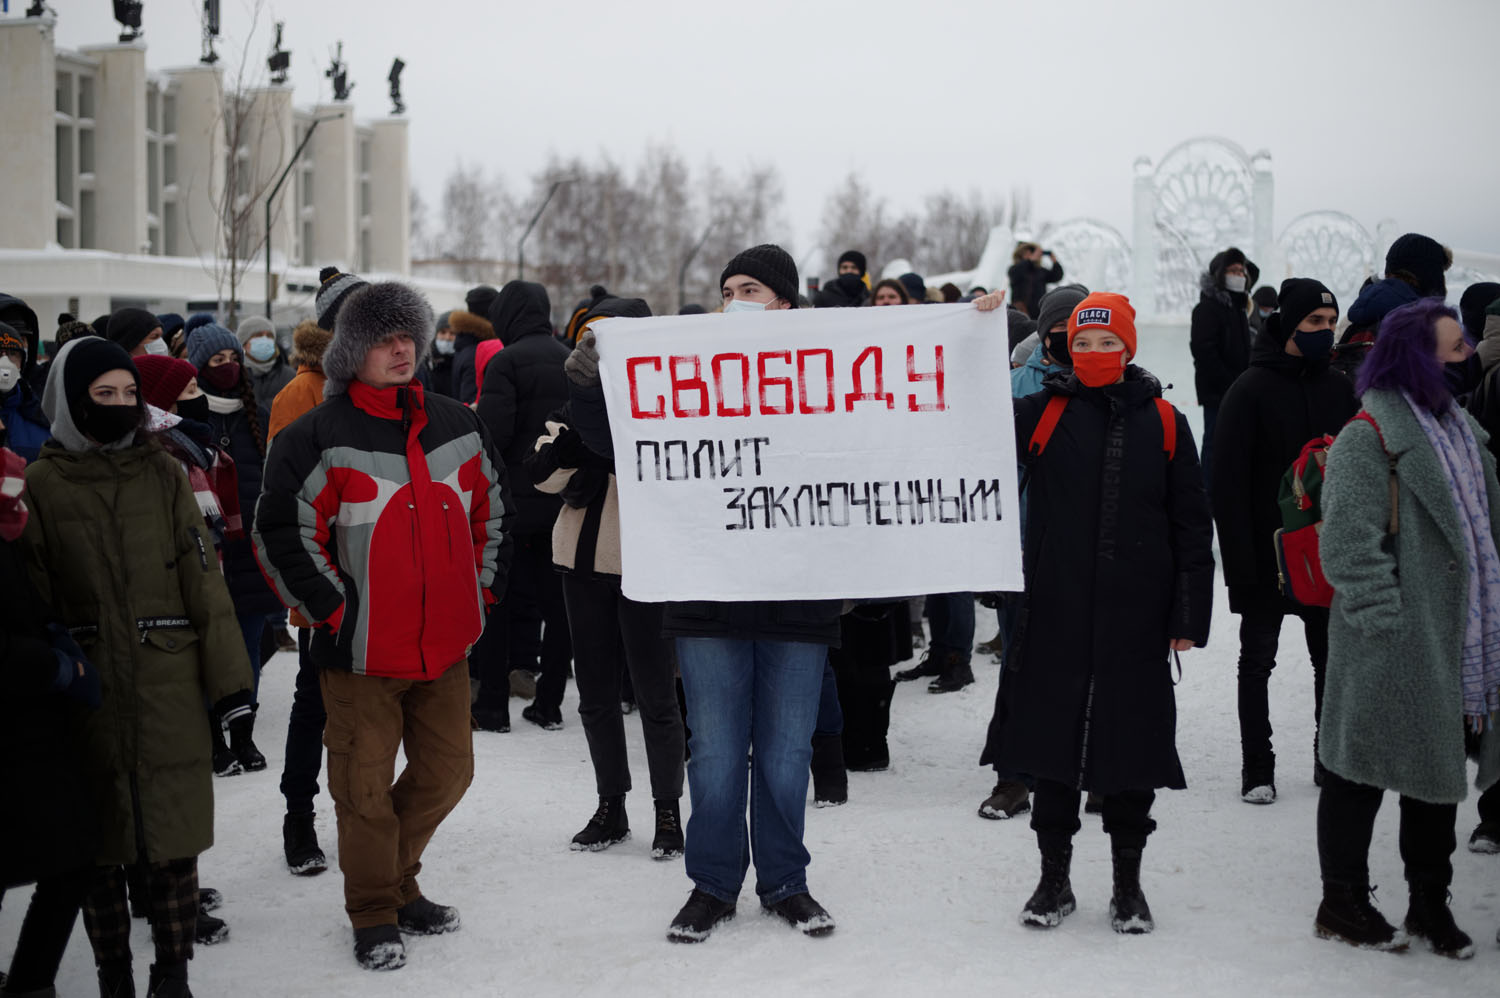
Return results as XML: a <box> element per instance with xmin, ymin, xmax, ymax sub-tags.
<box><xmin>978</xmin><ymin>779</ymin><xmax>1031</xmax><ymax>819</ymax></box>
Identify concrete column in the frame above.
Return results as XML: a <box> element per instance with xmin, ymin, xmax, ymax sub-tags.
<box><xmin>83</xmin><ymin>42</ymin><xmax>149</xmax><ymax>254</ymax></box>
<box><xmin>1252</xmin><ymin>149</ymin><xmax>1276</xmax><ymax>286</ymax></box>
<box><xmin>243</xmin><ymin>86</ymin><xmax>296</xmax><ymax>268</ymax></box>
<box><xmin>164</xmin><ymin>64</ymin><xmax>225</xmax><ymax>260</ymax></box>
<box><xmin>0</xmin><ymin>16</ymin><xmax>57</xmax><ymax>250</ymax></box>
<box><xmin>1131</xmin><ymin>156</ymin><xmax>1157</xmax><ymax>321</ymax></box>
<box><xmin>367</xmin><ymin>118</ymin><xmax>410</xmax><ymax>274</ymax></box>
<box><xmin>310</xmin><ymin>104</ymin><xmax>358</xmax><ymax>270</ymax></box>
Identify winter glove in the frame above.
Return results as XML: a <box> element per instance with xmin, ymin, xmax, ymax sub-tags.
<box><xmin>550</xmin><ymin>425</ymin><xmax>591</xmax><ymax>469</ymax></box>
<box><xmin>564</xmin><ymin>330</ymin><xmax>600</xmax><ymax>387</ymax></box>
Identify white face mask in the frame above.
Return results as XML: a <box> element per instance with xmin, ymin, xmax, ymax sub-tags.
<box><xmin>434</xmin><ymin>338</ymin><xmax>456</xmax><ymax>356</ymax></box>
<box><xmin>1224</xmin><ymin>274</ymin><xmax>1247</xmax><ymax>294</ymax></box>
<box><xmin>0</xmin><ymin>357</ymin><xmax>19</xmax><ymax>393</ymax></box>
<box><xmin>723</xmin><ymin>299</ymin><xmax>768</xmax><ymax>314</ymax></box>
<box><xmin>143</xmin><ymin>338</ymin><xmax>170</xmax><ymax>357</ymax></box>
<box><xmin>245</xmin><ymin>336</ymin><xmax>277</xmax><ymax>362</ymax></box>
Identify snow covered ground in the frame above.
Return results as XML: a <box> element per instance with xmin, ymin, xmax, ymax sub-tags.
<box><xmin>6</xmin><ymin>327</ymin><xmax>1498</xmax><ymax>994</ymax></box>
<box><xmin>6</xmin><ymin>575</ymin><xmax>1499</xmax><ymax>996</ymax></box>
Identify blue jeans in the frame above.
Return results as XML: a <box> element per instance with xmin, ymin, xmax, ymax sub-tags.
<box><xmin>677</xmin><ymin>637</ymin><xmax>826</xmax><ymax>905</ymax></box>
<box><xmin>927</xmin><ymin>593</ymin><xmax>974</xmax><ymax>663</ymax></box>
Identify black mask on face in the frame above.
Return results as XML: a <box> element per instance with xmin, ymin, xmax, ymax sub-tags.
<box><xmin>176</xmin><ymin>395</ymin><xmax>211</xmax><ymax>425</ymax></box>
<box><xmin>77</xmin><ymin>399</ymin><xmax>141</xmax><ymax>445</ymax></box>
<box><xmin>1046</xmin><ymin>330</ymin><xmax>1071</xmax><ymax>367</ymax></box>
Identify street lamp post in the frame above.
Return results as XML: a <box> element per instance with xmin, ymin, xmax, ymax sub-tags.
<box><xmin>264</xmin><ymin>112</ymin><xmax>344</xmax><ymax>318</ymax></box>
<box><xmin>516</xmin><ymin>177</ymin><xmax>576</xmax><ymax>281</ymax></box>
<box><xmin>678</xmin><ymin>220</ymin><xmax>716</xmax><ymax>312</ymax></box>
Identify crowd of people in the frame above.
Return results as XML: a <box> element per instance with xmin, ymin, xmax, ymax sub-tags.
<box><xmin>1</xmin><ymin>230</ymin><xmax>1498</xmax><ymax>994</ymax></box>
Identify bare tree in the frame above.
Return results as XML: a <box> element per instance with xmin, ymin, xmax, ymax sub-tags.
<box><xmin>818</xmin><ymin>172</ymin><xmax>918</xmax><ymax>278</ymax></box>
<box><xmin>916</xmin><ymin>189</ymin><xmax>1005</xmax><ymax>273</ymax></box>
<box><xmin>409</xmin><ymin>185</ymin><xmax>432</xmax><ymax>260</ymax></box>
<box><xmin>437</xmin><ymin>163</ymin><xmax>500</xmax><ymax>283</ymax></box>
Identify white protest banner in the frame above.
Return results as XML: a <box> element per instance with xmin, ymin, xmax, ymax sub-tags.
<box><xmin>594</xmin><ymin>302</ymin><xmax>1023</xmax><ymax>602</ymax></box>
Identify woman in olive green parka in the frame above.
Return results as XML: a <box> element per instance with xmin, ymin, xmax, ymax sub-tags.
<box><xmin>21</xmin><ymin>336</ymin><xmax>252</xmax><ymax>996</ymax></box>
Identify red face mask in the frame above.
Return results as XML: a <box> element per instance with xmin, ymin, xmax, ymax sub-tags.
<box><xmin>1072</xmin><ymin>349</ymin><xmax>1127</xmax><ymax>388</ymax></box>
<box><xmin>0</xmin><ymin>447</ymin><xmax>29</xmax><ymax>542</ymax></box>
<box><xmin>200</xmin><ymin>362</ymin><xmax>242</xmax><ymax>393</ymax></box>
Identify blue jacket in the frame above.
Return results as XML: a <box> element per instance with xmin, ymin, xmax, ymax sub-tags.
<box><xmin>1</xmin><ymin>382</ymin><xmax>50</xmax><ymax>464</ymax></box>
<box><xmin>1011</xmin><ymin>346</ymin><xmax>1057</xmax><ymax>399</ymax></box>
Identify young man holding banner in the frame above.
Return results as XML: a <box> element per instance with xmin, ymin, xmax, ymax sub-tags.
<box><xmin>565</xmin><ymin>244</ymin><xmax>1013</xmax><ymax>943</ymax></box>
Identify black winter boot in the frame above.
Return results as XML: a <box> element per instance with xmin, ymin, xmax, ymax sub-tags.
<box><xmin>893</xmin><ymin>649</ymin><xmax>945</xmax><ymax>682</ymax></box>
<box><xmin>1403</xmin><ymin>883</ymin><xmax>1474</xmax><ymax>959</ymax></box>
<box><xmin>196</xmin><ymin>888</ymin><xmax>221</xmax><ymax>913</ymax></box>
<box><xmin>209</xmin><ymin>716</ymin><xmax>240</xmax><ymax>778</ymax></box>
<box><xmin>1314</xmin><ymin>883</ymin><xmax>1408</xmax><ymax>951</ymax></box>
<box><xmin>651</xmin><ymin>799</ymin><xmax>684</xmax><ymax>860</ymax></box>
<box><xmin>762</xmin><ymin>892</ymin><xmax>836</xmax><ymax>936</ymax></box>
<box><xmin>810</xmin><ymin>733</ymin><xmax>848</xmax><ymax>807</ymax></box>
<box><xmin>1020</xmin><ymin>838</ymin><xmax>1075</xmax><ymax>928</ymax></box>
<box><xmin>666</xmin><ymin>889</ymin><xmax>736</xmax><ymax>943</ymax></box>
<box><xmin>283</xmin><ymin>812</ymin><xmax>327</xmax><ymax>876</ymax></box>
<box><xmin>96</xmin><ymin>961</ymin><xmax>134</xmax><ymax>998</ymax></box>
<box><xmin>1109</xmin><ymin>846</ymin><xmax>1154</xmax><ymax>934</ymax></box>
<box><xmin>352</xmin><ymin>924</ymin><xmax>406</xmax><ymax>970</ymax></box>
<box><xmin>231</xmin><ymin>705</ymin><xmax>267</xmax><ymax>772</ymax></box>
<box><xmin>927</xmin><ymin>652</ymin><xmax>975</xmax><ymax>694</ymax></box>
<box><xmin>570</xmin><ymin>795</ymin><xmax>630</xmax><ymax>851</ymax></box>
<box><xmin>145</xmin><ymin>961</ymin><xmax>191</xmax><ymax>998</ymax></box>
<box><xmin>396</xmin><ymin>896</ymin><xmax>460</xmax><ymax>935</ymax></box>
<box><xmin>193</xmin><ymin>909</ymin><xmax>228</xmax><ymax>945</ymax></box>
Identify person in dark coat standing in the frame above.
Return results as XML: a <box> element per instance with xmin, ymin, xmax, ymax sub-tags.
<box><xmin>1335</xmin><ymin>233</ymin><xmax>1451</xmax><ymax>381</ymax></box>
<box><xmin>476</xmin><ymin>281</ymin><xmax>574</xmax><ymax>730</ymax></box>
<box><xmin>1211</xmin><ymin>279</ymin><xmax>1358</xmax><ymax>805</ymax></box>
<box><xmin>0</xmin><ymin>432</ymin><xmax>100</xmax><ymax>997</ymax></box>
<box><xmin>1007</xmin><ymin>242</ymin><xmax>1064</xmax><ymax>318</ymax></box>
<box><xmin>998</xmin><ymin>292</ymin><xmax>1214</xmax><ymax>935</ymax></box>
<box><xmin>1189</xmin><ymin>246</ymin><xmax>1258</xmax><ymax>493</ymax></box>
<box><xmin>452</xmin><ymin>285</ymin><xmax>499</xmax><ymax>405</ymax></box>
<box><xmin>0</xmin><ymin>294</ymin><xmax>50</xmax><ymax>464</ymax></box>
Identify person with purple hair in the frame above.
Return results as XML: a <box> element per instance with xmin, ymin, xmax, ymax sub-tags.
<box><xmin>1314</xmin><ymin>298</ymin><xmax>1500</xmax><ymax>958</ymax></box>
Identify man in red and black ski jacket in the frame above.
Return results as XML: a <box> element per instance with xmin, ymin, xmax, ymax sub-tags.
<box><xmin>252</xmin><ymin>280</ymin><xmax>512</xmax><ymax>971</ymax></box>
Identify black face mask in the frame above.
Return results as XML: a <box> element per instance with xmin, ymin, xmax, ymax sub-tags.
<box><xmin>176</xmin><ymin>395</ymin><xmax>211</xmax><ymax>425</ymax></box>
<box><xmin>77</xmin><ymin>400</ymin><xmax>141</xmax><ymax>445</ymax></box>
<box><xmin>1046</xmin><ymin>331</ymin><xmax>1071</xmax><ymax>367</ymax></box>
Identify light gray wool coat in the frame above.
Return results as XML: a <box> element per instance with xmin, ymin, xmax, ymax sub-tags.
<box><xmin>1319</xmin><ymin>388</ymin><xmax>1500</xmax><ymax>803</ymax></box>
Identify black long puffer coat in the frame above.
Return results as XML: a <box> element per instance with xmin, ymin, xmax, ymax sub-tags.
<box><xmin>1211</xmin><ymin>320</ymin><xmax>1358</xmax><ymax>615</ymax></box>
<box><xmin>985</xmin><ymin>367</ymin><xmax>1214</xmax><ymax>793</ymax></box>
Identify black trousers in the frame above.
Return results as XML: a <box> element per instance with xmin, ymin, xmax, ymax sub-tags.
<box><xmin>500</xmin><ymin>532</ymin><xmax>572</xmax><ymax>713</ymax></box>
<box><xmin>1031</xmin><ymin>779</ymin><xmax>1157</xmax><ymax>852</ymax></box>
<box><xmin>280</xmin><ymin>627</ymin><xmax>326</xmax><ymax>815</ymax></box>
<box><xmin>1317</xmin><ymin>770</ymin><xmax>1457</xmax><ymax>888</ymax></box>
<box><xmin>2</xmin><ymin>865</ymin><xmax>91</xmax><ymax>991</ymax></box>
<box><xmin>1236</xmin><ymin>607</ymin><xmax>1328</xmax><ymax>773</ymax></box>
<box><xmin>563</xmin><ymin>574</ymin><xmax>684</xmax><ymax>800</ymax></box>
<box><xmin>1479</xmin><ymin>782</ymin><xmax>1500</xmax><ymax>825</ymax></box>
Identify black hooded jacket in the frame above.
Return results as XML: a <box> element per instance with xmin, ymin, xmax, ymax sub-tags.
<box><xmin>1190</xmin><ymin>273</ymin><xmax>1255</xmax><ymax>406</ymax></box>
<box><xmin>477</xmin><ymin>281</ymin><xmax>572</xmax><ymax>534</ymax></box>
<box><xmin>0</xmin><ymin>293</ymin><xmax>49</xmax><ymax>464</ymax></box>
<box><xmin>982</xmin><ymin>366</ymin><xmax>1214</xmax><ymax>793</ymax></box>
<box><xmin>1209</xmin><ymin>320</ymin><xmax>1358</xmax><ymax>615</ymax></box>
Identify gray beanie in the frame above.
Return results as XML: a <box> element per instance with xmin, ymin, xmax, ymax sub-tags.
<box><xmin>235</xmin><ymin>314</ymin><xmax>276</xmax><ymax>345</ymax></box>
<box><xmin>185</xmin><ymin>323</ymin><xmax>243</xmax><ymax>370</ymax></box>
<box><xmin>1035</xmin><ymin>283</ymin><xmax>1091</xmax><ymax>336</ymax></box>
<box><xmin>323</xmin><ymin>282</ymin><xmax>434</xmax><ymax>398</ymax></box>
<box><xmin>315</xmin><ymin>266</ymin><xmax>369</xmax><ymax>331</ymax></box>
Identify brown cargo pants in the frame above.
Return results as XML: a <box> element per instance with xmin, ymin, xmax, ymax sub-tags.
<box><xmin>320</xmin><ymin>659</ymin><xmax>474</xmax><ymax>929</ymax></box>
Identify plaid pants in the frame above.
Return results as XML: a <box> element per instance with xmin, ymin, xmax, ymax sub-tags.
<box><xmin>82</xmin><ymin>858</ymin><xmax>198</xmax><ymax>966</ymax></box>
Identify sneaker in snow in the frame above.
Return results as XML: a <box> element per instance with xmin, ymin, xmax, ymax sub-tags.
<box><xmin>667</xmin><ymin>889</ymin><xmax>736</xmax><ymax>943</ymax></box>
<box><xmin>353</xmin><ymin>925</ymin><xmax>406</xmax><ymax>971</ymax></box>
<box><xmin>1468</xmin><ymin>819</ymin><xmax>1500</xmax><ymax>854</ymax></box>
<box><xmin>763</xmin><ymin>892</ymin><xmax>835</xmax><ymax>937</ymax></box>
<box><xmin>396</xmin><ymin>896</ymin><xmax>460</xmax><ymax>935</ymax></box>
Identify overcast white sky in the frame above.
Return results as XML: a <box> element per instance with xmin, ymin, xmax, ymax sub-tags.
<box><xmin>45</xmin><ymin>0</ymin><xmax>1500</xmax><ymax>262</ymax></box>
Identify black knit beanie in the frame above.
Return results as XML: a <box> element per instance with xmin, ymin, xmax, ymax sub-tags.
<box><xmin>1385</xmin><ymin>233</ymin><xmax>1450</xmax><ymax>298</ymax></box>
<box><xmin>105</xmin><ymin>307</ymin><xmax>161</xmax><ymax>354</ymax></box>
<box><xmin>1460</xmin><ymin>282</ymin><xmax>1500</xmax><ymax>339</ymax></box>
<box><xmin>466</xmin><ymin>284</ymin><xmax>500</xmax><ymax>318</ymax></box>
<box><xmin>720</xmin><ymin>244</ymin><xmax>800</xmax><ymax>307</ymax></box>
<box><xmin>63</xmin><ymin>337</ymin><xmax>138</xmax><ymax>408</ymax></box>
<box><xmin>1276</xmin><ymin>278</ymin><xmax>1339</xmax><ymax>343</ymax></box>
<box><xmin>837</xmin><ymin>250</ymin><xmax>867</xmax><ymax>277</ymax></box>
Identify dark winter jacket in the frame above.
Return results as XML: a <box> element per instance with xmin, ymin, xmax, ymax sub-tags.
<box><xmin>21</xmin><ymin>438</ymin><xmax>252</xmax><ymax>865</ymax></box>
<box><xmin>246</xmin><ymin>354</ymin><xmax>295</xmax><ymax>413</ymax></box>
<box><xmin>1333</xmin><ymin>277</ymin><xmax>1420</xmax><ymax>381</ymax></box>
<box><xmin>566</xmin><ymin>366</ymin><xmax>844</xmax><ymax>647</ymax></box>
<box><xmin>1189</xmin><ymin>274</ymin><xmax>1254</xmax><ymax>406</ymax></box>
<box><xmin>449</xmin><ymin>309</ymin><xmax>495</xmax><ymax>405</ymax></box>
<box><xmin>985</xmin><ymin>367</ymin><xmax>1214</xmax><ymax>793</ymax></box>
<box><xmin>0</xmin><ymin>293</ymin><xmax>49</xmax><ymax>463</ymax></box>
<box><xmin>477</xmin><ymin>281</ymin><xmax>571</xmax><ymax>536</ymax></box>
<box><xmin>1007</xmin><ymin>258</ymin><xmax>1064</xmax><ymax>318</ymax></box>
<box><xmin>254</xmin><ymin>380</ymin><xmax>513</xmax><ymax>680</ymax></box>
<box><xmin>201</xmin><ymin>395</ymin><xmax>280</xmax><ymax>615</ymax></box>
<box><xmin>1211</xmin><ymin>322</ymin><xmax>1359</xmax><ymax>615</ymax></box>
<box><xmin>812</xmin><ymin>274</ymin><xmax>870</xmax><ymax>308</ymax></box>
<box><xmin>1</xmin><ymin>528</ymin><xmax>96</xmax><ymax>887</ymax></box>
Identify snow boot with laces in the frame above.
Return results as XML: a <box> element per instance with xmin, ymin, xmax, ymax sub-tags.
<box><xmin>667</xmin><ymin>889</ymin><xmax>736</xmax><ymax>943</ymax></box>
<box><xmin>1020</xmin><ymin>838</ymin><xmax>1075</xmax><ymax>928</ymax></box>
<box><xmin>1109</xmin><ymin>846</ymin><xmax>1154</xmax><ymax>934</ymax></box>
<box><xmin>893</xmin><ymin>647</ymin><xmax>945</xmax><ymax>682</ymax></box>
<box><xmin>651</xmin><ymin>799</ymin><xmax>684</xmax><ymax>859</ymax></box>
<box><xmin>283</xmin><ymin>811</ymin><xmax>327</xmax><ymax>876</ymax></box>
<box><xmin>1314</xmin><ymin>882</ymin><xmax>1408</xmax><ymax>951</ymax></box>
<box><xmin>927</xmin><ymin>653</ymin><xmax>975</xmax><ymax>694</ymax></box>
<box><xmin>763</xmin><ymin>892</ymin><xmax>836</xmax><ymax>937</ymax></box>
<box><xmin>978</xmin><ymin>779</ymin><xmax>1031</xmax><ymax>819</ymax></box>
<box><xmin>570</xmin><ymin>795</ymin><xmax>630</xmax><ymax>851</ymax></box>
<box><xmin>1403</xmin><ymin>882</ymin><xmax>1474</xmax><ymax>959</ymax></box>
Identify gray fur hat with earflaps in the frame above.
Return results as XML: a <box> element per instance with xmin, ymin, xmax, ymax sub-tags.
<box><xmin>322</xmin><ymin>281</ymin><xmax>434</xmax><ymax>398</ymax></box>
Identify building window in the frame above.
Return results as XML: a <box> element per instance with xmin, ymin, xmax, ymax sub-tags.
<box><xmin>163</xmin><ymin>144</ymin><xmax>177</xmax><ymax>186</ymax></box>
<box><xmin>56</xmin><ymin>72</ymin><xmax>72</xmax><ymax>115</ymax></box>
<box><xmin>56</xmin><ymin>216</ymin><xmax>73</xmax><ymax>249</ymax></box>
<box><xmin>79</xmin><ymin>190</ymin><xmax>96</xmax><ymax>249</ymax></box>
<box><xmin>78</xmin><ymin>75</ymin><xmax>95</xmax><ymax>119</ymax></box>
<box><xmin>360</xmin><ymin>229</ymin><xmax>371</xmax><ymax>271</ymax></box>
<box><xmin>148</xmin><ymin>143</ymin><xmax>160</xmax><ymax>214</ymax></box>
<box><xmin>360</xmin><ymin>180</ymin><xmax>371</xmax><ymax>217</ymax></box>
<box><xmin>148</xmin><ymin>225</ymin><xmax>160</xmax><ymax>256</ymax></box>
<box><xmin>78</xmin><ymin>128</ymin><xmax>94</xmax><ymax>175</ymax></box>
<box><xmin>164</xmin><ymin>202</ymin><xmax>178</xmax><ymax>256</ymax></box>
<box><xmin>55</xmin><ymin>125</ymin><xmax>74</xmax><ymax>207</ymax></box>
<box><xmin>146</xmin><ymin>87</ymin><xmax>159</xmax><ymax>133</ymax></box>
<box><xmin>163</xmin><ymin>94</ymin><xmax>177</xmax><ymax>135</ymax></box>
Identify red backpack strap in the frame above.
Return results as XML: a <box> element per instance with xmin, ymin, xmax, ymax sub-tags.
<box><xmin>1154</xmin><ymin>398</ymin><xmax>1177</xmax><ymax>461</ymax></box>
<box><xmin>1027</xmin><ymin>395</ymin><xmax>1070</xmax><ymax>458</ymax></box>
<box><xmin>1349</xmin><ymin>410</ymin><xmax>1389</xmax><ymax>450</ymax></box>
